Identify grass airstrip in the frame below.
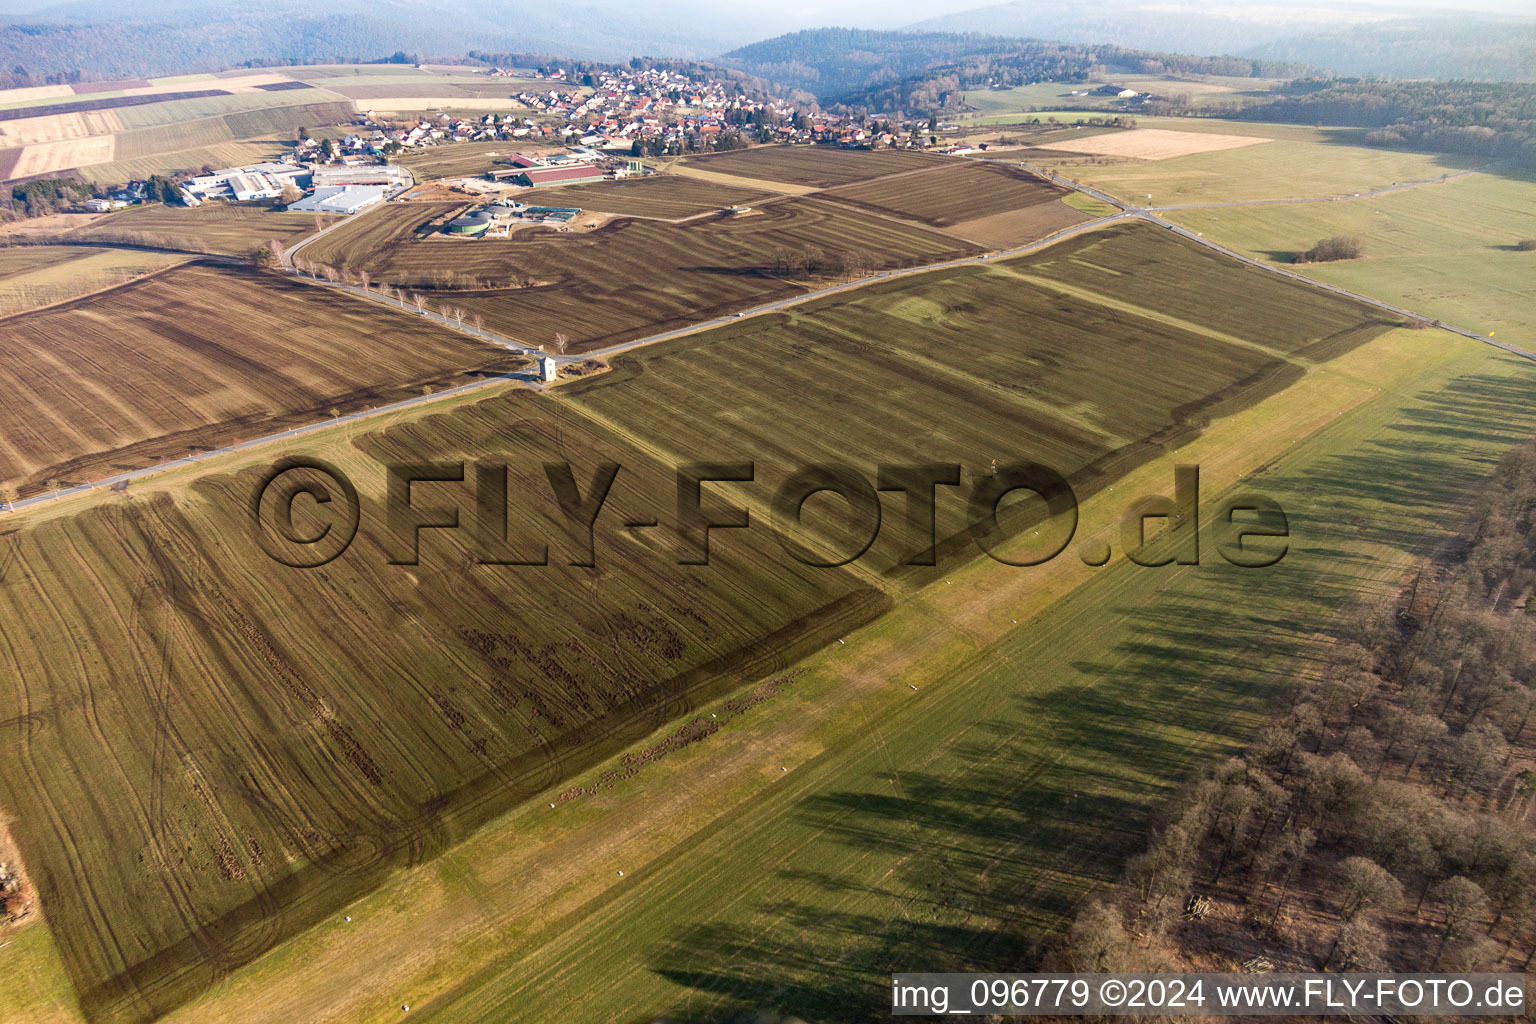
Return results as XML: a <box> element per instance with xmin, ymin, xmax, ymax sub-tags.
<box><xmin>0</xmin><ymin>140</ymin><xmax>1531</xmax><ymax>1024</ymax></box>
<box><xmin>0</xmin><ymin>220</ymin><xmax>1418</xmax><ymax>1024</ymax></box>
<box><xmin>1165</xmin><ymin>170</ymin><xmax>1536</xmax><ymax>349</ymax></box>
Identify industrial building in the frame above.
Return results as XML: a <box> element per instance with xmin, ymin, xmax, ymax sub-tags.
<box><xmin>310</xmin><ymin>164</ymin><xmax>414</xmax><ymax>189</ymax></box>
<box><xmin>179</xmin><ymin>163</ymin><xmax>307</xmax><ymax>204</ymax></box>
<box><xmin>513</xmin><ymin>165</ymin><xmax>604</xmax><ymax>188</ymax></box>
<box><xmin>287</xmin><ymin>185</ymin><xmax>390</xmax><ymax>215</ymax></box>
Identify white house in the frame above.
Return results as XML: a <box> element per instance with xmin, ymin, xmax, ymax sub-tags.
<box><xmin>538</xmin><ymin>356</ymin><xmax>558</xmax><ymax>382</ymax></box>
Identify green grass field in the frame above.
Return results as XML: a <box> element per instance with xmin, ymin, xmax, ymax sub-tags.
<box><xmin>109</xmin><ymin>91</ymin><xmax>348</xmax><ymax>132</ymax></box>
<box><xmin>405</xmin><ymin>330</ymin><xmax>1536</xmax><ymax>1024</ymax></box>
<box><xmin>957</xmin><ymin>75</ymin><xmax>1283</xmax><ymax>120</ymax></box>
<box><xmin>0</xmin><ymin>221</ymin><xmax>1403</xmax><ymax>1024</ymax></box>
<box><xmin>1165</xmin><ymin>171</ymin><xmax>1536</xmax><ymax>348</ymax></box>
<box><xmin>110</xmin><ymin>118</ymin><xmax>236</xmax><ymax>161</ymax></box>
<box><xmin>77</xmin><ymin>141</ymin><xmax>286</xmax><ymax>184</ymax></box>
<box><xmin>1033</xmin><ymin>119</ymin><xmax>1482</xmax><ymax>204</ymax></box>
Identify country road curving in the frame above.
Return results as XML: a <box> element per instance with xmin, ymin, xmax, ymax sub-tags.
<box><xmin>4</xmin><ymin>157</ymin><xmax>1530</xmax><ymax>516</ymax></box>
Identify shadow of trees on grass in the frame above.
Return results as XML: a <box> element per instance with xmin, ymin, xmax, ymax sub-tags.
<box><xmin>643</xmin><ymin>362</ymin><xmax>1536</xmax><ymax>1024</ymax></box>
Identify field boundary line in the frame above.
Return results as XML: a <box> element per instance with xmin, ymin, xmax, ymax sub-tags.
<box><xmin>1015</xmin><ymin>160</ymin><xmax>1536</xmax><ymax>362</ymax></box>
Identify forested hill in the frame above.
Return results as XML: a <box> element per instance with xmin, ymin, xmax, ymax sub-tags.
<box><xmin>718</xmin><ymin>29</ymin><xmax>1303</xmax><ymax>110</ymax></box>
<box><xmin>1242</xmin><ymin>19</ymin><xmax>1536</xmax><ymax>84</ymax></box>
<box><xmin>0</xmin><ymin>0</ymin><xmax>758</xmax><ymax>78</ymax></box>
<box><xmin>1228</xmin><ymin>79</ymin><xmax>1536</xmax><ymax>164</ymax></box>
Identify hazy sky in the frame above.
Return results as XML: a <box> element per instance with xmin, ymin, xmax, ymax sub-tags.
<box><xmin>1</xmin><ymin>0</ymin><xmax>1530</xmax><ymax>24</ymax></box>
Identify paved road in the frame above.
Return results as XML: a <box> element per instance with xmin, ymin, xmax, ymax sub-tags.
<box><xmin>283</xmin><ymin>198</ymin><xmax>550</xmax><ymax>359</ymax></box>
<box><xmin>0</xmin><ymin>369</ymin><xmax>539</xmax><ymax>514</ymax></box>
<box><xmin>5</xmin><ymin>159</ymin><xmax>1529</xmax><ymax>515</ymax></box>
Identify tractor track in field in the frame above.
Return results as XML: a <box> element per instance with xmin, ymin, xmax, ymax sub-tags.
<box><xmin>4</xmin><ymin>158</ymin><xmax>1530</xmax><ymax>520</ymax></box>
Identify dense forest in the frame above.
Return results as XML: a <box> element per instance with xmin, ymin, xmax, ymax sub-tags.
<box><xmin>717</xmin><ymin>29</ymin><xmax>1305</xmax><ymax>111</ymax></box>
<box><xmin>717</xmin><ymin>30</ymin><xmax>1536</xmax><ymax>167</ymax></box>
<box><xmin>0</xmin><ymin>0</ymin><xmax>751</xmax><ymax>79</ymax></box>
<box><xmin>1223</xmin><ymin>79</ymin><xmax>1536</xmax><ymax>163</ymax></box>
<box><xmin>1244</xmin><ymin>18</ymin><xmax>1536</xmax><ymax>84</ymax></box>
<box><xmin>1053</xmin><ymin>439</ymin><xmax>1536</xmax><ymax>977</ymax></box>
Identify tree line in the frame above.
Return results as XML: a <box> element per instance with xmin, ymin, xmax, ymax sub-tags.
<box><xmin>1054</xmin><ymin>439</ymin><xmax>1536</xmax><ymax>977</ymax></box>
<box><xmin>1221</xmin><ymin>78</ymin><xmax>1536</xmax><ymax>165</ymax></box>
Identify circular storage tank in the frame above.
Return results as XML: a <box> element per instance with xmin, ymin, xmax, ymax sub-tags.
<box><xmin>446</xmin><ymin>210</ymin><xmax>494</xmax><ymax>236</ymax></box>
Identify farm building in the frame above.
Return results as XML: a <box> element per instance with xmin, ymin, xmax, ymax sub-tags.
<box><xmin>445</xmin><ymin>210</ymin><xmax>496</xmax><ymax>236</ymax></box>
<box><xmin>514</xmin><ymin>165</ymin><xmax>604</xmax><ymax>188</ymax></box>
<box><xmin>287</xmin><ymin>185</ymin><xmax>389</xmax><ymax>215</ymax></box>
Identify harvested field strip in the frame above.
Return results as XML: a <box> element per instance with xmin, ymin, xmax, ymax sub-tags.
<box><xmin>0</xmin><ymin>390</ymin><xmax>878</xmax><ymax>1023</ymax></box>
<box><xmin>0</xmin><ymin>262</ymin><xmax>519</xmax><ymax>495</ymax></box>
<box><xmin>419</xmin><ymin>339</ymin><xmax>1536</xmax><ymax>1024</ymax></box>
<box><xmin>6</xmin><ymin>135</ymin><xmax>115</xmax><ymax>178</ymax></box>
<box><xmin>1038</xmin><ymin>127</ymin><xmax>1268</xmax><ymax>160</ymax></box>
<box><xmin>663</xmin><ymin>162</ymin><xmax>820</xmax><ymax>195</ymax></box>
<box><xmin>681</xmin><ymin>146</ymin><xmax>947</xmax><ymax>188</ymax></box>
<box><xmin>0</xmin><ymin>245</ymin><xmax>188</xmax><ymax>317</ymax></box>
<box><xmin>70</xmin><ymin>202</ymin><xmax>329</xmax><ymax>256</ymax></box>
<box><xmin>946</xmin><ymin>200</ymin><xmax>1091</xmax><ymax>248</ymax></box>
<box><xmin>0</xmin><ymin>110</ymin><xmax>124</xmax><ymax>148</ymax></box>
<box><xmin>111</xmin><ymin>118</ymin><xmax>236</xmax><ymax>161</ymax></box>
<box><xmin>0</xmin><ymin>219</ymin><xmax>1405</xmax><ymax>1024</ymax></box>
<box><xmin>821</xmin><ymin>160</ymin><xmax>1070</xmax><ymax>228</ymax></box>
<box><xmin>527</xmin><ymin>176</ymin><xmax>775</xmax><ymax>219</ymax></box>
<box><xmin>0</xmin><ymin>90</ymin><xmax>230</xmax><ymax>122</ymax></box>
<box><xmin>303</xmin><ymin>197</ymin><xmax>977</xmax><ymax>353</ymax></box>
<box><xmin>1015</xmin><ymin>222</ymin><xmax>1402</xmax><ymax>356</ymax></box>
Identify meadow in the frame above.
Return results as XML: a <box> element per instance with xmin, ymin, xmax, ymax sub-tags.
<box><xmin>0</xmin><ymin>221</ymin><xmax>1409</xmax><ymax>1024</ymax></box>
<box><xmin>411</xmin><ymin>331</ymin><xmax>1536</xmax><ymax>1024</ymax></box>
<box><xmin>680</xmin><ymin>145</ymin><xmax>945</xmax><ymax>188</ymax></box>
<box><xmin>1028</xmin><ymin>119</ymin><xmax>1482</xmax><ymax>204</ymax></box>
<box><xmin>528</xmin><ymin>175</ymin><xmax>774</xmax><ymax>219</ymax></box>
<box><xmin>69</xmin><ymin>202</ymin><xmax>330</xmax><ymax>256</ymax></box>
<box><xmin>1164</xmin><ymin>171</ymin><xmax>1536</xmax><ymax>349</ymax></box>
<box><xmin>301</xmin><ymin>196</ymin><xmax>978</xmax><ymax>352</ymax></box>
<box><xmin>958</xmin><ymin>74</ymin><xmax>1284</xmax><ymax>121</ymax></box>
<box><xmin>0</xmin><ymin>262</ymin><xmax>518</xmax><ymax>497</ymax></box>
